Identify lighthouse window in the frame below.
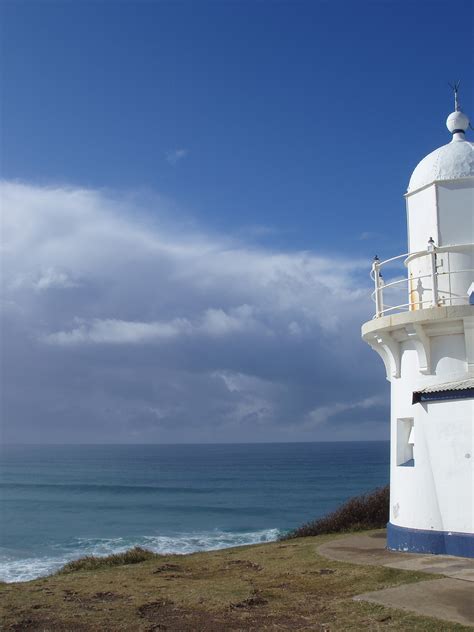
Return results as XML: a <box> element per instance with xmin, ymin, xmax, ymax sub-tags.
<box><xmin>397</xmin><ymin>418</ymin><xmax>415</xmax><ymax>467</ymax></box>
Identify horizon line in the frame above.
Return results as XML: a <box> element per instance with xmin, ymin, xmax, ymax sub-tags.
<box><xmin>2</xmin><ymin>439</ymin><xmax>390</xmax><ymax>447</ymax></box>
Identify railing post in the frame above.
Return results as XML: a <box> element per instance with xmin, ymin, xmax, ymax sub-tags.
<box><xmin>372</xmin><ymin>255</ymin><xmax>383</xmax><ymax>317</ymax></box>
<box><xmin>427</xmin><ymin>237</ymin><xmax>439</xmax><ymax>307</ymax></box>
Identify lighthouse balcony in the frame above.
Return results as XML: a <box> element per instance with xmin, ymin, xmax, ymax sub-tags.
<box><xmin>370</xmin><ymin>241</ymin><xmax>474</xmax><ymax>319</ymax></box>
<box><xmin>362</xmin><ymin>241</ymin><xmax>473</xmax><ymax>381</ymax></box>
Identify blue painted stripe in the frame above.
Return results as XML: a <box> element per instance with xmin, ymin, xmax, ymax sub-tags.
<box><xmin>387</xmin><ymin>522</ymin><xmax>474</xmax><ymax>558</ymax></box>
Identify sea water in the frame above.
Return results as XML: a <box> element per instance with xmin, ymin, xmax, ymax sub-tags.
<box><xmin>0</xmin><ymin>442</ymin><xmax>389</xmax><ymax>582</ymax></box>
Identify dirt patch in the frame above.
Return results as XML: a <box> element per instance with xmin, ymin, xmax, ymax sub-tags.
<box><xmin>8</xmin><ymin>617</ymin><xmax>91</xmax><ymax>631</ymax></box>
<box><xmin>62</xmin><ymin>588</ymin><xmax>127</xmax><ymax>610</ymax></box>
<box><xmin>138</xmin><ymin>599</ymin><xmax>308</xmax><ymax>632</ymax></box>
<box><xmin>153</xmin><ymin>564</ymin><xmax>183</xmax><ymax>574</ymax></box>
<box><xmin>62</xmin><ymin>589</ymin><xmax>87</xmax><ymax>604</ymax></box>
<box><xmin>226</xmin><ymin>560</ymin><xmax>263</xmax><ymax>571</ymax></box>
<box><xmin>90</xmin><ymin>591</ymin><xmax>125</xmax><ymax>602</ymax></box>
<box><xmin>230</xmin><ymin>591</ymin><xmax>268</xmax><ymax>610</ymax></box>
<box><xmin>9</xmin><ymin>619</ymin><xmax>38</xmax><ymax>632</ymax></box>
<box><xmin>138</xmin><ymin>600</ymin><xmax>231</xmax><ymax>631</ymax></box>
<box><xmin>138</xmin><ymin>599</ymin><xmax>175</xmax><ymax>618</ymax></box>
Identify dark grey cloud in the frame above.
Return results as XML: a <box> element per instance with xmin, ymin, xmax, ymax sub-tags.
<box><xmin>1</xmin><ymin>181</ymin><xmax>389</xmax><ymax>443</ymax></box>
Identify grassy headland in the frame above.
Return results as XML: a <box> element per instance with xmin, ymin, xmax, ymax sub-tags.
<box><xmin>0</xmin><ymin>530</ymin><xmax>468</xmax><ymax>631</ymax></box>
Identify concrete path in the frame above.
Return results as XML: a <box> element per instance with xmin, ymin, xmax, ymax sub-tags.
<box><xmin>318</xmin><ymin>530</ymin><xmax>474</xmax><ymax>627</ymax></box>
<box><xmin>354</xmin><ymin>578</ymin><xmax>474</xmax><ymax>627</ymax></box>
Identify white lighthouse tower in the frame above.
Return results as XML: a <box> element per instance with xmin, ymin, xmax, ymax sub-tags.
<box><xmin>362</xmin><ymin>86</ymin><xmax>474</xmax><ymax>557</ymax></box>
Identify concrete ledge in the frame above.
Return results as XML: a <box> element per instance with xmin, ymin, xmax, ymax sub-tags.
<box><xmin>361</xmin><ymin>304</ymin><xmax>473</xmax><ymax>379</ymax></box>
<box><xmin>361</xmin><ymin>304</ymin><xmax>473</xmax><ymax>338</ymax></box>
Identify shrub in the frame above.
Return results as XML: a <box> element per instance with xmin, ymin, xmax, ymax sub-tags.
<box><xmin>57</xmin><ymin>546</ymin><xmax>158</xmax><ymax>574</ymax></box>
<box><xmin>281</xmin><ymin>485</ymin><xmax>389</xmax><ymax>540</ymax></box>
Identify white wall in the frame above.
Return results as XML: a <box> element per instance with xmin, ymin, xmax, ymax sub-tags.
<box><xmin>405</xmin><ymin>181</ymin><xmax>473</xmax><ymax>308</ymax></box>
<box><xmin>389</xmin><ymin>337</ymin><xmax>473</xmax><ymax>535</ymax></box>
<box><xmin>420</xmin><ymin>398</ymin><xmax>474</xmax><ymax>533</ymax></box>
<box><xmin>431</xmin><ymin>333</ymin><xmax>467</xmax><ymax>378</ymax></box>
<box><xmin>437</xmin><ymin>181</ymin><xmax>474</xmax><ymax>246</ymax></box>
<box><xmin>406</xmin><ymin>186</ymin><xmax>438</xmax><ymax>309</ymax></box>
<box><xmin>406</xmin><ymin>185</ymin><xmax>438</xmax><ymax>253</ymax></box>
<box><xmin>437</xmin><ymin>181</ymin><xmax>474</xmax><ymax>304</ymax></box>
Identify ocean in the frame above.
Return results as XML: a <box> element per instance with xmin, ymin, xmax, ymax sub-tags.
<box><xmin>0</xmin><ymin>442</ymin><xmax>389</xmax><ymax>582</ymax></box>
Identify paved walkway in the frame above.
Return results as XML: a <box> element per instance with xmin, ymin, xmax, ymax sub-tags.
<box><xmin>318</xmin><ymin>530</ymin><xmax>474</xmax><ymax>627</ymax></box>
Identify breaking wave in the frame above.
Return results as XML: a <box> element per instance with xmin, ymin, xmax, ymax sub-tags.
<box><xmin>0</xmin><ymin>528</ymin><xmax>281</xmax><ymax>583</ymax></box>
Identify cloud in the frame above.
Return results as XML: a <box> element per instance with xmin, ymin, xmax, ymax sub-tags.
<box><xmin>10</xmin><ymin>267</ymin><xmax>80</xmax><ymax>292</ymax></box>
<box><xmin>165</xmin><ymin>148</ymin><xmax>188</xmax><ymax>165</ymax></box>
<box><xmin>303</xmin><ymin>395</ymin><xmax>387</xmax><ymax>429</ymax></box>
<box><xmin>42</xmin><ymin>317</ymin><xmax>192</xmax><ymax>345</ymax></box>
<box><xmin>42</xmin><ymin>305</ymin><xmax>260</xmax><ymax>346</ymax></box>
<box><xmin>358</xmin><ymin>231</ymin><xmax>380</xmax><ymax>241</ymax></box>
<box><xmin>0</xmin><ymin>181</ymin><xmax>388</xmax><ymax>443</ymax></box>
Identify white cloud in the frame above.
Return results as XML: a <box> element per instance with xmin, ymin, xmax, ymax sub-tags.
<box><xmin>10</xmin><ymin>267</ymin><xmax>80</xmax><ymax>292</ymax></box>
<box><xmin>165</xmin><ymin>148</ymin><xmax>188</xmax><ymax>165</ymax></box>
<box><xmin>358</xmin><ymin>231</ymin><xmax>380</xmax><ymax>241</ymax></box>
<box><xmin>304</xmin><ymin>395</ymin><xmax>386</xmax><ymax>429</ymax></box>
<box><xmin>35</xmin><ymin>268</ymin><xmax>79</xmax><ymax>291</ymax></box>
<box><xmin>213</xmin><ymin>371</ymin><xmax>276</xmax><ymax>427</ymax></box>
<box><xmin>42</xmin><ymin>317</ymin><xmax>192</xmax><ymax>345</ymax></box>
<box><xmin>40</xmin><ymin>305</ymin><xmax>263</xmax><ymax>345</ymax></box>
<box><xmin>215</xmin><ymin>370</ymin><xmax>270</xmax><ymax>394</ymax></box>
<box><xmin>200</xmin><ymin>305</ymin><xmax>262</xmax><ymax>337</ymax></box>
<box><xmin>42</xmin><ymin>305</ymin><xmax>264</xmax><ymax>346</ymax></box>
<box><xmin>0</xmin><ymin>180</ymin><xmax>386</xmax><ymax>443</ymax></box>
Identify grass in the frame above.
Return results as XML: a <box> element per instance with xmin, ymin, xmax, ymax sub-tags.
<box><xmin>0</xmin><ymin>530</ymin><xmax>469</xmax><ymax>631</ymax></box>
<box><xmin>58</xmin><ymin>547</ymin><xmax>158</xmax><ymax>574</ymax></box>
<box><xmin>282</xmin><ymin>486</ymin><xmax>389</xmax><ymax>539</ymax></box>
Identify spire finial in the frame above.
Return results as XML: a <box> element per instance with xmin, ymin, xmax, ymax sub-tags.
<box><xmin>448</xmin><ymin>80</ymin><xmax>461</xmax><ymax>111</ymax></box>
<box><xmin>446</xmin><ymin>81</ymin><xmax>469</xmax><ymax>138</ymax></box>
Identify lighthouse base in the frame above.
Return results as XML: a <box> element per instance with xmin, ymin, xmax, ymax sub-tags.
<box><xmin>387</xmin><ymin>523</ymin><xmax>474</xmax><ymax>558</ymax></box>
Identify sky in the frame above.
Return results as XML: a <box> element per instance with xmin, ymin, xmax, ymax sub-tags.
<box><xmin>1</xmin><ymin>0</ymin><xmax>473</xmax><ymax>444</ymax></box>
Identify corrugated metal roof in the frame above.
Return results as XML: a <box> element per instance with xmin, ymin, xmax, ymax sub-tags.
<box><xmin>412</xmin><ymin>378</ymin><xmax>474</xmax><ymax>404</ymax></box>
<box><xmin>414</xmin><ymin>378</ymin><xmax>474</xmax><ymax>394</ymax></box>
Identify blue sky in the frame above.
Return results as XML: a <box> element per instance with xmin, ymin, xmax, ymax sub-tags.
<box><xmin>1</xmin><ymin>1</ymin><xmax>472</xmax><ymax>443</ymax></box>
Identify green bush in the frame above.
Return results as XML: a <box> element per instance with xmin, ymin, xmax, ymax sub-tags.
<box><xmin>57</xmin><ymin>546</ymin><xmax>158</xmax><ymax>574</ymax></box>
<box><xmin>281</xmin><ymin>486</ymin><xmax>389</xmax><ymax>540</ymax></box>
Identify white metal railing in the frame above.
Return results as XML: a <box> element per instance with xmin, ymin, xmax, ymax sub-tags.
<box><xmin>370</xmin><ymin>241</ymin><xmax>474</xmax><ymax>318</ymax></box>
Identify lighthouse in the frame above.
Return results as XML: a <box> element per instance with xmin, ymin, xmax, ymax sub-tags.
<box><xmin>362</xmin><ymin>87</ymin><xmax>474</xmax><ymax>557</ymax></box>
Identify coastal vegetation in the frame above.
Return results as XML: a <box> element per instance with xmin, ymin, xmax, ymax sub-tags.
<box><xmin>58</xmin><ymin>547</ymin><xmax>157</xmax><ymax>575</ymax></box>
<box><xmin>281</xmin><ymin>486</ymin><xmax>389</xmax><ymax>540</ymax></box>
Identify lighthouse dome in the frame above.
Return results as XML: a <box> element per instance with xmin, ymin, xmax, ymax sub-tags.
<box><xmin>407</xmin><ymin>137</ymin><xmax>474</xmax><ymax>193</ymax></box>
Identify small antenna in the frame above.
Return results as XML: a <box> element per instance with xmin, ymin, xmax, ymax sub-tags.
<box><xmin>448</xmin><ymin>80</ymin><xmax>461</xmax><ymax>111</ymax></box>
